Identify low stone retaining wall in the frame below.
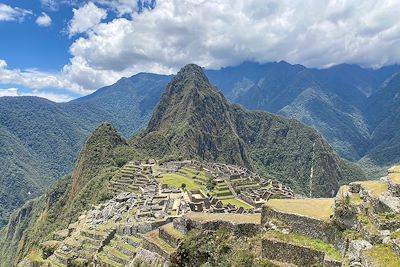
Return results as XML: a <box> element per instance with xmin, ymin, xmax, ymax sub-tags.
<box><xmin>134</xmin><ymin>248</ymin><xmax>170</xmax><ymax>267</ymax></box>
<box><xmin>175</xmin><ymin>217</ymin><xmax>261</xmax><ymax>237</ymax></box>
<box><xmin>262</xmin><ymin>238</ymin><xmax>324</xmax><ymax>266</ymax></box>
<box><xmin>142</xmin><ymin>236</ymin><xmax>172</xmax><ymax>260</ymax></box>
<box><xmin>262</xmin><ymin>238</ymin><xmax>341</xmax><ymax>267</ymax></box>
<box><xmin>116</xmin><ymin>219</ymin><xmax>172</xmax><ymax>235</ymax></box>
<box><xmin>159</xmin><ymin>228</ymin><xmax>181</xmax><ymax>248</ymax></box>
<box><xmin>262</xmin><ymin>206</ymin><xmax>347</xmax><ymax>254</ymax></box>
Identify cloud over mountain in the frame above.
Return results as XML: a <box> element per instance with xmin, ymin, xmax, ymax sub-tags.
<box><xmin>2</xmin><ymin>0</ymin><xmax>400</xmax><ymax>97</ymax></box>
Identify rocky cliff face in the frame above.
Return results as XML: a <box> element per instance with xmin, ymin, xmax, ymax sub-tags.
<box><xmin>134</xmin><ymin>64</ymin><xmax>365</xmax><ymax>196</ymax></box>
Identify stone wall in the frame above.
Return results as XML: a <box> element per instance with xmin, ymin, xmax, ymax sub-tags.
<box><xmin>262</xmin><ymin>238</ymin><xmax>325</xmax><ymax>266</ymax></box>
<box><xmin>175</xmin><ymin>217</ymin><xmax>261</xmax><ymax>237</ymax></box>
<box><xmin>133</xmin><ymin>248</ymin><xmax>170</xmax><ymax>267</ymax></box>
<box><xmin>388</xmin><ymin>180</ymin><xmax>400</xmax><ymax>197</ymax></box>
<box><xmin>159</xmin><ymin>228</ymin><xmax>180</xmax><ymax>248</ymax></box>
<box><xmin>142</xmin><ymin>237</ymin><xmax>172</xmax><ymax>260</ymax></box>
<box><xmin>261</xmin><ymin>206</ymin><xmax>347</xmax><ymax>254</ymax></box>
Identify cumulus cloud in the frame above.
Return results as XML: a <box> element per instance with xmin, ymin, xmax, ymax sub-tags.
<box><xmin>4</xmin><ymin>0</ymin><xmax>400</xmax><ymax>99</ymax></box>
<box><xmin>0</xmin><ymin>3</ymin><xmax>32</xmax><ymax>22</ymax></box>
<box><xmin>36</xmin><ymin>12</ymin><xmax>52</xmax><ymax>27</ymax></box>
<box><xmin>0</xmin><ymin>59</ymin><xmax>88</xmax><ymax>94</ymax></box>
<box><xmin>59</xmin><ymin>0</ymin><xmax>400</xmax><ymax>92</ymax></box>
<box><xmin>68</xmin><ymin>2</ymin><xmax>107</xmax><ymax>37</ymax></box>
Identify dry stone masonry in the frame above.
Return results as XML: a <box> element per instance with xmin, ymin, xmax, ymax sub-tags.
<box><xmin>18</xmin><ymin>161</ymin><xmax>400</xmax><ymax>267</ymax></box>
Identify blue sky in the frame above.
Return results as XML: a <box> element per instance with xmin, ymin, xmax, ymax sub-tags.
<box><xmin>1</xmin><ymin>0</ymin><xmax>400</xmax><ymax>102</ymax></box>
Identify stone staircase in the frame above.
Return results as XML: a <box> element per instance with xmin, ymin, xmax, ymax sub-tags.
<box><xmin>97</xmin><ymin>233</ymin><xmax>143</xmax><ymax>266</ymax></box>
<box><xmin>141</xmin><ymin>223</ymin><xmax>183</xmax><ymax>262</ymax></box>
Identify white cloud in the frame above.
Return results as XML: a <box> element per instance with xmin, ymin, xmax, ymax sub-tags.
<box><xmin>0</xmin><ymin>88</ymin><xmax>19</xmax><ymax>97</ymax></box>
<box><xmin>0</xmin><ymin>59</ymin><xmax>89</xmax><ymax>95</ymax></box>
<box><xmin>68</xmin><ymin>2</ymin><xmax>107</xmax><ymax>37</ymax></box>
<box><xmin>36</xmin><ymin>12</ymin><xmax>52</xmax><ymax>27</ymax></box>
<box><xmin>59</xmin><ymin>0</ymin><xmax>400</xmax><ymax>92</ymax></box>
<box><xmin>3</xmin><ymin>0</ymin><xmax>400</xmax><ymax>97</ymax></box>
<box><xmin>22</xmin><ymin>90</ymin><xmax>74</xmax><ymax>102</ymax></box>
<box><xmin>93</xmin><ymin>0</ymin><xmax>154</xmax><ymax>16</ymax></box>
<box><xmin>0</xmin><ymin>3</ymin><xmax>32</xmax><ymax>22</ymax></box>
<box><xmin>0</xmin><ymin>87</ymin><xmax>73</xmax><ymax>102</ymax></box>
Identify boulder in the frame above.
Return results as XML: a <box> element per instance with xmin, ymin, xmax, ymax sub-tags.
<box><xmin>347</xmin><ymin>240</ymin><xmax>372</xmax><ymax>264</ymax></box>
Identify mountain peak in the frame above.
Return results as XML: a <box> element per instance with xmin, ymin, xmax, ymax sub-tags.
<box><xmin>177</xmin><ymin>63</ymin><xmax>205</xmax><ymax>77</ymax></box>
<box><xmin>69</xmin><ymin>122</ymin><xmax>126</xmax><ymax>198</ymax></box>
<box><xmin>165</xmin><ymin>64</ymin><xmax>213</xmax><ymax>95</ymax></box>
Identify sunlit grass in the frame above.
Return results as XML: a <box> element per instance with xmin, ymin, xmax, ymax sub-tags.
<box><xmin>267</xmin><ymin>198</ymin><xmax>334</xmax><ymax>222</ymax></box>
<box><xmin>158</xmin><ymin>173</ymin><xmax>203</xmax><ymax>190</ymax></box>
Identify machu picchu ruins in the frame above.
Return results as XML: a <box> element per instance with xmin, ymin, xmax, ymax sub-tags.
<box><xmin>17</xmin><ymin>159</ymin><xmax>400</xmax><ymax>267</ymax></box>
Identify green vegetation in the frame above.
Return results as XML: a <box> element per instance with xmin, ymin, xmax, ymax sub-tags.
<box><xmin>221</xmin><ymin>198</ymin><xmax>253</xmax><ymax>209</ymax></box>
<box><xmin>357</xmin><ymin>181</ymin><xmax>388</xmax><ymax>198</ymax></box>
<box><xmin>158</xmin><ymin>173</ymin><xmax>203</xmax><ymax>190</ymax></box>
<box><xmin>98</xmin><ymin>253</ymin><xmax>124</xmax><ymax>267</ymax></box>
<box><xmin>0</xmin><ymin>123</ymin><xmax>134</xmax><ymax>267</ymax></box>
<box><xmin>341</xmin><ymin>230</ymin><xmax>361</xmax><ymax>241</ymax></box>
<box><xmin>264</xmin><ymin>231</ymin><xmax>342</xmax><ymax>261</ymax></box>
<box><xmin>0</xmin><ymin>63</ymin><xmax>384</xmax><ymax>267</ymax></box>
<box><xmin>174</xmin><ymin>228</ymin><xmax>274</xmax><ymax>267</ymax></box>
<box><xmin>179</xmin><ymin>167</ymin><xmax>208</xmax><ymax>182</ymax></box>
<box><xmin>133</xmin><ymin>64</ymin><xmax>365</xmax><ymax>198</ymax></box>
<box><xmin>267</xmin><ymin>198</ymin><xmax>334</xmax><ymax>222</ymax></box>
<box><xmin>0</xmin><ymin>74</ymin><xmax>170</xmax><ymax>228</ymax></box>
<box><xmin>357</xmin><ymin>214</ymin><xmax>379</xmax><ymax>235</ymax></box>
<box><xmin>337</xmin><ymin>185</ymin><xmax>363</xmax><ymax>204</ymax></box>
<box><xmin>363</xmin><ymin>245</ymin><xmax>400</xmax><ymax>267</ymax></box>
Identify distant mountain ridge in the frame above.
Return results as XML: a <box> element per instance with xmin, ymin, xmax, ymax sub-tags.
<box><xmin>0</xmin><ymin>64</ymin><xmax>364</xmax><ymax>266</ymax></box>
<box><xmin>1</xmin><ymin>61</ymin><xmax>400</xmax><ymax>227</ymax></box>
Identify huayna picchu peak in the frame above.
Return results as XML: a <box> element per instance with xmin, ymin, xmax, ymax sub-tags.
<box><xmin>135</xmin><ymin>64</ymin><xmax>364</xmax><ymax>197</ymax></box>
<box><xmin>1</xmin><ymin>64</ymin><xmax>398</xmax><ymax>267</ymax></box>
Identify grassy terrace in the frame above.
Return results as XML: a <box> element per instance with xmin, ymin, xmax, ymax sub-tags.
<box><xmin>110</xmin><ymin>239</ymin><xmax>137</xmax><ymax>253</ymax></box>
<box><xmin>356</xmin><ymin>180</ymin><xmax>388</xmax><ymax>198</ymax></box>
<box><xmin>363</xmin><ymin>245</ymin><xmax>400</xmax><ymax>267</ymax></box>
<box><xmin>103</xmin><ymin>246</ymin><xmax>130</xmax><ymax>261</ymax></box>
<box><xmin>184</xmin><ymin>212</ymin><xmax>261</xmax><ymax>224</ymax></box>
<box><xmin>98</xmin><ymin>253</ymin><xmax>124</xmax><ymax>267</ymax></box>
<box><xmin>337</xmin><ymin>185</ymin><xmax>363</xmax><ymax>204</ymax></box>
<box><xmin>264</xmin><ymin>231</ymin><xmax>342</xmax><ymax>261</ymax></box>
<box><xmin>388</xmin><ymin>166</ymin><xmax>400</xmax><ymax>184</ymax></box>
<box><xmin>158</xmin><ymin>173</ymin><xmax>203</xmax><ymax>190</ymax></box>
<box><xmin>266</xmin><ymin>198</ymin><xmax>334</xmax><ymax>222</ymax></box>
<box><xmin>179</xmin><ymin>167</ymin><xmax>209</xmax><ymax>182</ymax></box>
<box><xmin>221</xmin><ymin>198</ymin><xmax>253</xmax><ymax>209</ymax></box>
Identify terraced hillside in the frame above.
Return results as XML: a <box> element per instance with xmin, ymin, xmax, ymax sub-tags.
<box><xmin>17</xmin><ymin>163</ymin><xmax>400</xmax><ymax>266</ymax></box>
